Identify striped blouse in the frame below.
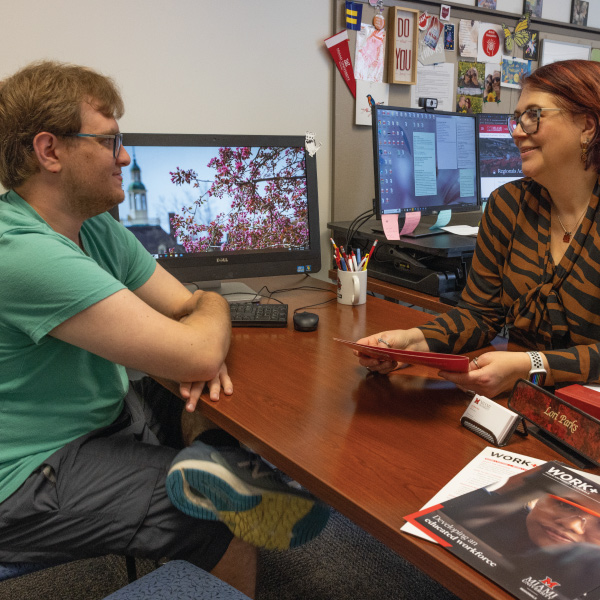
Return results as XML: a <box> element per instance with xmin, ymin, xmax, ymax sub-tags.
<box><xmin>418</xmin><ymin>176</ymin><xmax>600</xmax><ymax>384</ymax></box>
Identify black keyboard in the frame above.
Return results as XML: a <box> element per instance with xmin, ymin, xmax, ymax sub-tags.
<box><xmin>230</xmin><ymin>302</ymin><xmax>288</xmax><ymax>328</ymax></box>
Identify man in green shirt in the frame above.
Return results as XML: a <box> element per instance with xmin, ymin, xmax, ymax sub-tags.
<box><xmin>0</xmin><ymin>61</ymin><xmax>327</xmax><ymax>598</ymax></box>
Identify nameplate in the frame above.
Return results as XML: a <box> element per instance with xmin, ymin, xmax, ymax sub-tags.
<box><xmin>508</xmin><ymin>379</ymin><xmax>600</xmax><ymax>467</ymax></box>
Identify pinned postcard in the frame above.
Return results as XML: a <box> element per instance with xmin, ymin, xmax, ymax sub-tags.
<box><xmin>423</xmin><ymin>15</ymin><xmax>442</xmax><ymax>50</ymax></box>
<box><xmin>523</xmin><ymin>31</ymin><xmax>538</xmax><ymax>61</ymax></box>
<box><xmin>355</xmin><ymin>80</ymin><xmax>389</xmax><ymax>126</ymax></box>
<box><xmin>501</xmin><ymin>56</ymin><xmax>531</xmax><ymax>89</ymax></box>
<box><xmin>458</xmin><ymin>19</ymin><xmax>478</xmax><ymax>58</ymax></box>
<box><xmin>354</xmin><ymin>23</ymin><xmax>385</xmax><ymax>83</ymax></box>
<box><xmin>418</xmin><ymin>26</ymin><xmax>446</xmax><ymax>66</ymax></box>
<box><xmin>444</xmin><ymin>24</ymin><xmax>455</xmax><ymax>51</ymax></box>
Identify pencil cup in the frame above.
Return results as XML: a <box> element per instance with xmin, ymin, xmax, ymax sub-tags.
<box><xmin>337</xmin><ymin>269</ymin><xmax>367</xmax><ymax>306</ymax></box>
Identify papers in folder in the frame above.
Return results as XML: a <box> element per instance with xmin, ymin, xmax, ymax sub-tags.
<box><xmin>334</xmin><ymin>338</ymin><xmax>469</xmax><ymax>372</ymax></box>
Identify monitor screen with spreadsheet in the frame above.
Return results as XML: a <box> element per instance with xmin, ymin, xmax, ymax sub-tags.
<box><xmin>372</xmin><ymin>105</ymin><xmax>479</xmax><ymax>220</ymax></box>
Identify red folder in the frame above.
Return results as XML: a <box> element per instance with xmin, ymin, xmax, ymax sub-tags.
<box><xmin>555</xmin><ymin>384</ymin><xmax>600</xmax><ymax>421</ymax></box>
<box><xmin>334</xmin><ymin>338</ymin><xmax>469</xmax><ymax>372</ymax></box>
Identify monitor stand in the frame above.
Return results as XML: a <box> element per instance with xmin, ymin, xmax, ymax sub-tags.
<box><xmin>402</xmin><ymin>226</ymin><xmax>445</xmax><ymax>239</ymax></box>
<box><xmin>371</xmin><ymin>210</ymin><xmax>481</xmax><ymax>238</ymax></box>
<box><xmin>370</xmin><ymin>224</ymin><xmax>445</xmax><ymax>238</ymax></box>
<box><xmin>184</xmin><ymin>280</ymin><xmax>260</xmax><ymax>303</ymax></box>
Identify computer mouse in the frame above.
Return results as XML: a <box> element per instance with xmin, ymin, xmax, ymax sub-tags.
<box><xmin>293</xmin><ymin>311</ymin><xmax>319</xmax><ymax>332</ymax></box>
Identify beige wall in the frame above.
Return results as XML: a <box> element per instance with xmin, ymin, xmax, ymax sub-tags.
<box><xmin>0</xmin><ymin>0</ymin><xmax>334</xmax><ymax>278</ymax></box>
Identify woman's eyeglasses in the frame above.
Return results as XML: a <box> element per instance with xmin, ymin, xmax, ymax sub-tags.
<box><xmin>507</xmin><ymin>108</ymin><xmax>562</xmax><ymax>136</ymax></box>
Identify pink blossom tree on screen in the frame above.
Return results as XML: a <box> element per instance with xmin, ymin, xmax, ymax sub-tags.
<box><xmin>169</xmin><ymin>146</ymin><xmax>308</xmax><ymax>253</ymax></box>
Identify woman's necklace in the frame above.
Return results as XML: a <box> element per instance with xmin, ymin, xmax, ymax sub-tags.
<box><xmin>554</xmin><ymin>205</ymin><xmax>588</xmax><ymax>243</ymax></box>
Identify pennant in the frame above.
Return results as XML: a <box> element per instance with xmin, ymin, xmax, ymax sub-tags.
<box><xmin>325</xmin><ymin>31</ymin><xmax>357</xmax><ymax>97</ymax></box>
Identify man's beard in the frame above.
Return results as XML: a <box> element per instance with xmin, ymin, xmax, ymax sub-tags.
<box><xmin>61</xmin><ymin>170</ymin><xmax>124</xmax><ymax>219</ymax></box>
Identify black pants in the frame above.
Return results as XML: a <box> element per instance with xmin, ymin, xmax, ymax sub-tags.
<box><xmin>0</xmin><ymin>378</ymin><xmax>233</xmax><ymax>571</ymax></box>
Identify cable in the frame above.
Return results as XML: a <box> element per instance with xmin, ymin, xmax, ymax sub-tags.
<box><xmin>345</xmin><ymin>207</ymin><xmax>375</xmax><ymax>251</ymax></box>
<box><xmin>293</xmin><ymin>296</ymin><xmax>337</xmax><ymax>314</ymax></box>
<box><xmin>251</xmin><ymin>276</ymin><xmax>338</xmax><ymax>312</ymax></box>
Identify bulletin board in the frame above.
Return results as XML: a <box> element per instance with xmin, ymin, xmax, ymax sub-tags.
<box><xmin>331</xmin><ymin>0</ymin><xmax>600</xmax><ymax>224</ymax></box>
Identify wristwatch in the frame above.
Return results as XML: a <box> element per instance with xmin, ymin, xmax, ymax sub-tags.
<box><xmin>527</xmin><ymin>351</ymin><xmax>547</xmax><ymax>386</ymax></box>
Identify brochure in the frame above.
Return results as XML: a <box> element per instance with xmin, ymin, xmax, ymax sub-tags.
<box><xmin>401</xmin><ymin>447</ymin><xmax>546</xmax><ymax>542</ymax></box>
<box><xmin>334</xmin><ymin>338</ymin><xmax>469</xmax><ymax>372</ymax></box>
<box><xmin>404</xmin><ymin>460</ymin><xmax>600</xmax><ymax>600</ymax></box>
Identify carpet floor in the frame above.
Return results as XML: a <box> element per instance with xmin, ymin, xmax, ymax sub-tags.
<box><xmin>0</xmin><ymin>509</ymin><xmax>459</xmax><ymax>600</ymax></box>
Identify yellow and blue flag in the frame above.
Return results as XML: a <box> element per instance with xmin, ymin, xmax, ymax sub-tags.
<box><xmin>345</xmin><ymin>1</ymin><xmax>362</xmax><ymax>31</ymax></box>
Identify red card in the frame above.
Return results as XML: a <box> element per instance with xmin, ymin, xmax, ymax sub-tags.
<box><xmin>334</xmin><ymin>338</ymin><xmax>469</xmax><ymax>372</ymax></box>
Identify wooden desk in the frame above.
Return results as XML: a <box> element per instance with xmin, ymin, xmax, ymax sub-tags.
<box><xmin>192</xmin><ymin>275</ymin><xmax>587</xmax><ymax>600</ymax></box>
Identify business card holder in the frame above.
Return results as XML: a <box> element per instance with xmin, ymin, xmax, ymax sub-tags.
<box><xmin>460</xmin><ymin>393</ymin><xmax>525</xmax><ymax>447</ymax></box>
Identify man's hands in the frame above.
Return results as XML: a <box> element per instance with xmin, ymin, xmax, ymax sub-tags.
<box><xmin>180</xmin><ymin>363</ymin><xmax>233</xmax><ymax>412</ymax></box>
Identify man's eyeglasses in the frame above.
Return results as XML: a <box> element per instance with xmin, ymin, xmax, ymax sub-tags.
<box><xmin>63</xmin><ymin>132</ymin><xmax>123</xmax><ymax>158</ymax></box>
<box><xmin>507</xmin><ymin>108</ymin><xmax>562</xmax><ymax>136</ymax></box>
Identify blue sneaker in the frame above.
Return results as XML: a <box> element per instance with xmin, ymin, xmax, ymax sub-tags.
<box><xmin>166</xmin><ymin>441</ymin><xmax>330</xmax><ymax>550</ymax></box>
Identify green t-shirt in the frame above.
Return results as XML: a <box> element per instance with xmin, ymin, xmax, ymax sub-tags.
<box><xmin>0</xmin><ymin>191</ymin><xmax>156</xmax><ymax>502</ymax></box>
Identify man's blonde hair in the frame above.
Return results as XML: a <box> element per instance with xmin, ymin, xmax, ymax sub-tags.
<box><xmin>0</xmin><ymin>60</ymin><xmax>124</xmax><ymax>189</ymax></box>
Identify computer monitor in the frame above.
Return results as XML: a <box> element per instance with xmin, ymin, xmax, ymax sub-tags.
<box><xmin>477</xmin><ymin>113</ymin><xmax>523</xmax><ymax>202</ymax></box>
<box><xmin>372</xmin><ymin>105</ymin><xmax>479</xmax><ymax>223</ymax></box>
<box><xmin>115</xmin><ymin>133</ymin><xmax>320</xmax><ymax>298</ymax></box>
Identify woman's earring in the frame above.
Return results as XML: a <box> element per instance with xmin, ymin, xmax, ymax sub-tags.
<box><xmin>581</xmin><ymin>140</ymin><xmax>589</xmax><ymax>164</ymax></box>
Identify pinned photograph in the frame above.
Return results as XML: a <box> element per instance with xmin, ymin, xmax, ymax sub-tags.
<box><xmin>524</xmin><ymin>0</ymin><xmax>543</xmax><ymax>18</ymax></box>
<box><xmin>457</xmin><ymin>61</ymin><xmax>485</xmax><ymax>97</ymax></box>
<box><xmin>477</xmin><ymin>0</ymin><xmax>497</xmax><ymax>8</ymax></box>
<box><xmin>483</xmin><ymin>64</ymin><xmax>501</xmax><ymax>103</ymax></box>
<box><xmin>571</xmin><ymin>0</ymin><xmax>589</xmax><ymax>26</ymax></box>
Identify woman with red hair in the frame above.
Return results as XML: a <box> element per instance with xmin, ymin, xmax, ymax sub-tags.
<box><xmin>356</xmin><ymin>60</ymin><xmax>600</xmax><ymax>398</ymax></box>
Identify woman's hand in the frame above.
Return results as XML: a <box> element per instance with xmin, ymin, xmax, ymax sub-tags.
<box><xmin>440</xmin><ymin>351</ymin><xmax>534</xmax><ymax>398</ymax></box>
<box><xmin>179</xmin><ymin>362</ymin><xmax>233</xmax><ymax>411</ymax></box>
<box><xmin>354</xmin><ymin>328</ymin><xmax>428</xmax><ymax>375</ymax></box>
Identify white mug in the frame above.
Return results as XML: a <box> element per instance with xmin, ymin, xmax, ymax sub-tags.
<box><xmin>337</xmin><ymin>269</ymin><xmax>367</xmax><ymax>305</ymax></box>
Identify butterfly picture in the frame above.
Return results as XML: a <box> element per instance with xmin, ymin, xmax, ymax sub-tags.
<box><xmin>503</xmin><ymin>12</ymin><xmax>531</xmax><ymax>53</ymax></box>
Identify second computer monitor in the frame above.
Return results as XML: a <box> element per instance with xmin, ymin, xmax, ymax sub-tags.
<box><xmin>478</xmin><ymin>113</ymin><xmax>523</xmax><ymax>202</ymax></box>
<box><xmin>372</xmin><ymin>105</ymin><xmax>479</xmax><ymax>220</ymax></box>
